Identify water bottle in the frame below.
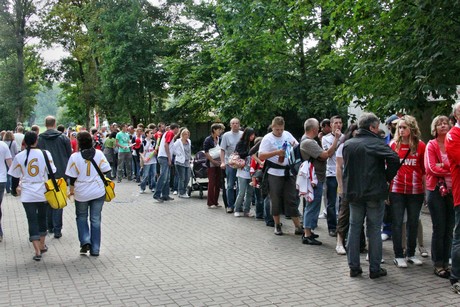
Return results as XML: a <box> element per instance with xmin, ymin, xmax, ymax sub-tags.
<box><xmin>278</xmin><ymin>141</ymin><xmax>287</xmax><ymax>163</ymax></box>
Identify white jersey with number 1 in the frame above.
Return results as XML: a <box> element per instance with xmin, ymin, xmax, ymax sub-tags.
<box><xmin>8</xmin><ymin>148</ymin><xmax>56</xmax><ymax>203</ymax></box>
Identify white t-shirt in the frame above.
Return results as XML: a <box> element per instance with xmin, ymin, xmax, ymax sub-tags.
<box><xmin>8</xmin><ymin>148</ymin><xmax>56</xmax><ymax>202</ymax></box>
<box><xmin>0</xmin><ymin>141</ymin><xmax>12</xmax><ymax>182</ymax></box>
<box><xmin>322</xmin><ymin>133</ymin><xmax>344</xmax><ymax>177</ymax></box>
<box><xmin>220</xmin><ymin>130</ymin><xmax>243</xmax><ymax>163</ymax></box>
<box><xmin>13</xmin><ymin>133</ymin><xmax>24</xmax><ymax>152</ymax></box>
<box><xmin>259</xmin><ymin>131</ymin><xmax>298</xmax><ymax>177</ymax></box>
<box><xmin>142</xmin><ymin>139</ymin><xmax>157</xmax><ymax>165</ymax></box>
<box><xmin>65</xmin><ymin>150</ymin><xmax>111</xmax><ymax>202</ymax></box>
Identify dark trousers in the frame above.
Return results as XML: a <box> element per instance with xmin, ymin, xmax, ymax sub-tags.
<box><xmin>337</xmin><ymin>197</ymin><xmax>366</xmax><ymax>250</ymax></box>
<box><xmin>427</xmin><ymin>187</ymin><xmax>454</xmax><ymax>268</ymax></box>
<box><xmin>207</xmin><ymin>167</ymin><xmax>221</xmax><ymax>207</ymax></box>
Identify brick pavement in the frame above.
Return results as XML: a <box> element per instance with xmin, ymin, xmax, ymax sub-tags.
<box><xmin>1</xmin><ymin>181</ymin><xmax>460</xmax><ymax>306</ymax></box>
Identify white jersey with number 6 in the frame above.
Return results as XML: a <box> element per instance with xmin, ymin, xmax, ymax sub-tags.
<box><xmin>65</xmin><ymin>150</ymin><xmax>111</xmax><ymax>202</ymax></box>
<box><xmin>8</xmin><ymin>148</ymin><xmax>56</xmax><ymax>203</ymax></box>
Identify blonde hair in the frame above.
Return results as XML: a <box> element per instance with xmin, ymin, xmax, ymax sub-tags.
<box><xmin>430</xmin><ymin>115</ymin><xmax>450</xmax><ymax>137</ymax></box>
<box><xmin>271</xmin><ymin>116</ymin><xmax>285</xmax><ymax>127</ymax></box>
<box><xmin>393</xmin><ymin>115</ymin><xmax>421</xmax><ymax>154</ymax></box>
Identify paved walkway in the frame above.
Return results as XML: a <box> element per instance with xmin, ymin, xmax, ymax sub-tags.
<box><xmin>1</xmin><ymin>181</ymin><xmax>459</xmax><ymax>306</ymax></box>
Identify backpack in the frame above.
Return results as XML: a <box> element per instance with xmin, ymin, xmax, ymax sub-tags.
<box><xmin>288</xmin><ymin>141</ymin><xmax>304</xmax><ymax>176</ymax></box>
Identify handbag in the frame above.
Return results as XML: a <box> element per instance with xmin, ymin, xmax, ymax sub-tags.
<box><xmin>88</xmin><ymin>158</ymin><xmax>116</xmax><ymax>202</ymax></box>
<box><xmin>228</xmin><ymin>152</ymin><xmax>245</xmax><ymax>169</ymax></box>
<box><xmin>42</xmin><ymin>151</ymin><xmax>68</xmax><ymax>209</ymax></box>
<box><xmin>208</xmin><ymin>145</ymin><xmax>221</xmax><ymax>160</ymax></box>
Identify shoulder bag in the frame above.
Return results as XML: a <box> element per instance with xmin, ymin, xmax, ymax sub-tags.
<box><xmin>88</xmin><ymin>158</ymin><xmax>116</xmax><ymax>202</ymax></box>
<box><xmin>42</xmin><ymin>150</ymin><xmax>68</xmax><ymax>209</ymax></box>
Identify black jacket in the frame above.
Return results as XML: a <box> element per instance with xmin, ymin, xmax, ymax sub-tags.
<box><xmin>343</xmin><ymin>129</ymin><xmax>400</xmax><ymax>203</ymax></box>
<box><xmin>38</xmin><ymin>129</ymin><xmax>72</xmax><ymax>179</ymax></box>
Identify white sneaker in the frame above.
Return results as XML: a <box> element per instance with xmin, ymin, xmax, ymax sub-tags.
<box><xmin>139</xmin><ymin>189</ymin><xmax>145</xmax><ymax>194</ymax></box>
<box><xmin>366</xmin><ymin>254</ymin><xmax>385</xmax><ymax>263</ymax></box>
<box><xmin>407</xmin><ymin>256</ymin><xmax>423</xmax><ymax>266</ymax></box>
<box><xmin>208</xmin><ymin>205</ymin><xmax>217</xmax><ymax>209</ymax></box>
<box><xmin>394</xmin><ymin>258</ymin><xmax>408</xmax><ymax>268</ymax></box>
<box><xmin>173</xmin><ymin>191</ymin><xmax>178</xmax><ymax>195</ymax></box>
<box><xmin>179</xmin><ymin>194</ymin><xmax>190</xmax><ymax>198</ymax></box>
<box><xmin>318</xmin><ymin>212</ymin><xmax>327</xmax><ymax>219</ymax></box>
<box><xmin>336</xmin><ymin>245</ymin><xmax>346</xmax><ymax>255</ymax></box>
<box><xmin>381</xmin><ymin>233</ymin><xmax>390</xmax><ymax>241</ymax></box>
<box><xmin>234</xmin><ymin>212</ymin><xmax>242</xmax><ymax>217</ymax></box>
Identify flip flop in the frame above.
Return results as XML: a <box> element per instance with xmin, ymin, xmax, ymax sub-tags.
<box><xmin>33</xmin><ymin>254</ymin><xmax>42</xmax><ymax>261</ymax></box>
<box><xmin>40</xmin><ymin>245</ymin><xmax>48</xmax><ymax>253</ymax></box>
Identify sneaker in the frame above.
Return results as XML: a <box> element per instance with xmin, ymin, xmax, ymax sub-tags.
<box><xmin>310</xmin><ymin>232</ymin><xmax>319</xmax><ymax>239</ymax></box>
<box><xmin>173</xmin><ymin>191</ymin><xmax>178</xmax><ymax>195</ymax></box>
<box><xmin>162</xmin><ymin>196</ymin><xmax>174</xmax><ymax>201</ymax></box>
<box><xmin>294</xmin><ymin>227</ymin><xmax>304</xmax><ymax>235</ymax></box>
<box><xmin>407</xmin><ymin>256</ymin><xmax>423</xmax><ymax>266</ymax></box>
<box><xmin>208</xmin><ymin>205</ymin><xmax>217</xmax><ymax>209</ymax></box>
<box><xmin>54</xmin><ymin>232</ymin><xmax>62</xmax><ymax>239</ymax></box>
<box><xmin>381</xmin><ymin>233</ymin><xmax>390</xmax><ymax>241</ymax></box>
<box><xmin>318</xmin><ymin>212</ymin><xmax>327</xmax><ymax>219</ymax></box>
<box><xmin>234</xmin><ymin>212</ymin><xmax>242</xmax><ymax>217</ymax></box>
<box><xmin>329</xmin><ymin>230</ymin><xmax>337</xmax><ymax>237</ymax></box>
<box><xmin>226</xmin><ymin>208</ymin><xmax>234</xmax><ymax>214</ymax></box>
<box><xmin>419</xmin><ymin>246</ymin><xmax>429</xmax><ymax>258</ymax></box>
<box><xmin>451</xmin><ymin>282</ymin><xmax>460</xmax><ymax>295</ymax></box>
<box><xmin>80</xmin><ymin>243</ymin><xmax>91</xmax><ymax>255</ymax></box>
<box><xmin>179</xmin><ymin>194</ymin><xmax>190</xmax><ymax>198</ymax></box>
<box><xmin>369</xmin><ymin>268</ymin><xmax>387</xmax><ymax>279</ymax></box>
<box><xmin>139</xmin><ymin>189</ymin><xmax>145</xmax><ymax>194</ymax></box>
<box><xmin>366</xmin><ymin>254</ymin><xmax>385</xmax><ymax>263</ymax></box>
<box><xmin>302</xmin><ymin>234</ymin><xmax>322</xmax><ymax>245</ymax></box>
<box><xmin>394</xmin><ymin>258</ymin><xmax>408</xmax><ymax>268</ymax></box>
<box><xmin>274</xmin><ymin>224</ymin><xmax>283</xmax><ymax>235</ymax></box>
<box><xmin>350</xmin><ymin>268</ymin><xmax>363</xmax><ymax>278</ymax></box>
<box><xmin>244</xmin><ymin>212</ymin><xmax>254</xmax><ymax>217</ymax></box>
<box><xmin>154</xmin><ymin>196</ymin><xmax>164</xmax><ymax>203</ymax></box>
<box><xmin>336</xmin><ymin>245</ymin><xmax>346</xmax><ymax>255</ymax></box>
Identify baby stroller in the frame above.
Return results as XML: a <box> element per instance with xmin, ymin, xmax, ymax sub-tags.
<box><xmin>187</xmin><ymin>150</ymin><xmax>209</xmax><ymax>198</ymax></box>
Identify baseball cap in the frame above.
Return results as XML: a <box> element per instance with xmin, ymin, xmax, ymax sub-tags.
<box><xmin>385</xmin><ymin>114</ymin><xmax>399</xmax><ymax>125</ymax></box>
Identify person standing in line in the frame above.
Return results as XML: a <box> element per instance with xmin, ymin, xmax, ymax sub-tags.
<box><xmin>389</xmin><ymin>115</ymin><xmax>426</xmax><ymax>268</ymax></box>
<box><xmin>343</xmin><ymin>112</ymin><xmax>399</xmax><ymax>279</ymax></box>
<box><xmin>259</xmin><ymin>116</ymin><xmax>302</xmax><ymax>236</ymax></box>
<box><xmin>425</xmin><ymin>115</ymin><xmax>454</xmax><ymax>278</ymax></box>
<box><xmin>173</xmin><ymin>128</ymin><xmax>192</xmax><ymax>198</ymax></box>
<box><xmin>115</xmin><ymin>124</ymin><xmax>132</xmax><ymax>183</ymax></box>
<box><xmin>204</xmin><ymin>123</ymin><xmax>224</xmax><ymax>208</ymax></box>
<box><xmin>0</xmin><ymin>139</ymin><xmax>12</xmax><ymax>242</ymax></box>
<box><xmin>154</xmin><ymin>123</ymin><xmax>179</xmax><ymax>202</ymax></box>
<box><xmin>220</xmin><ymin>118</ymin><xmax>243</xmax><ymax>213</ymax></box>
<box><xmin>322</xmin><ymin>115</ymin><xmax>344</xmax><ymax>237</ymax></box>
<box><xmin>9</xmin><ymin>132</ymin><xmax>56</xmax><ymax>260</ymax></box>
<box><xmin>66</xmin><ymin>131</ymin><xmax>111</xmax><ymax>257</ymax></box>
<box><xmin>445</xmin><ymin>102</ymin><xmax>460</xmax><ymax>294</ymax></box>
<box><xmin>300</xmin><ymin>118</ymin><xmax>341</xmax><ymax>245</ymax></box>
<box><xmin>38</xmin><ymin>116</ymin><xmax>72</xmax><ymax>239</ymax></box>
<box><xmin>139</xmin><ymin>129</ymin><xmax>157</xmax><ymax>194</ymax></box>
<box><xmin>3</xmin><ymin>131</ymin><xmax>17</xmax><ymax>194</ymax></box>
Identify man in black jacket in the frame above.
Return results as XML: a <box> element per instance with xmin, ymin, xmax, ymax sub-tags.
<box><xmin>343</xmin><ymin>112</ymin><xmax>399</xmax><ymax>279</ymax></box>
<box><xmin>38</xmin><ymin>116</ymin><xmax>72</xmax><ymax>238</ymax></box>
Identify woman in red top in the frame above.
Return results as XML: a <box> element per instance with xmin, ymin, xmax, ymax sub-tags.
<box><xmin>389</xmin><ymin>115</ymin><xmax>426</xmax><ymax>268</ymax></box>
<box><xmin>425</xmin><ymin>115</ymin><xmax>453</xmax><ymax>278</ymax></box>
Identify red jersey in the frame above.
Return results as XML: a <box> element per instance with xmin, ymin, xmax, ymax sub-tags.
<box><xmin>445</xmin><ymin>125</ymin><xmax>460</xmax><ymax>206</ymax></box>
<box><xmin>390</xmin><ymin>141</ymin><xmax>426</xmax><ymax>194</ymax></box>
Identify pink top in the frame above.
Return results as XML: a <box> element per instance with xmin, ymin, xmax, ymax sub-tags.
<box><xmin>424</xmin><ymin>139</ymin><xmax>451</xmax><ymax>191</ymax></box>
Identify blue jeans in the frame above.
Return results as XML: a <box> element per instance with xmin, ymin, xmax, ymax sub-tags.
<box><xmin>0</xmin><ymin>182</ymin><xmax>4</xmax><ymax>235</ymax></box>
<box><xmin>326</xmin><ymin>177</ymin><xmax>338</xmax><ymax>231</ymax></box>
<box><xmin>303</xmin><ymin>181</ymin><xmax>324</xmax><ymax>230</ymax></box>
<box><xmin>47</xmin><ymin>206</ymin><xmax>63</xmax><ymax>234</ymax></box>
<box><xmin>389</xmin><ymin>193</ymin><xmax>424</xmax><ymax>258</ymax></box>
<box><xmin>234</xmin><ymin>177</ymin><xmax>254</xmax><ymax>213</ymax></box>
<box><xmin>75</xmin><ymin>195</ymin><xmax>105</xmax><ymax>254</ymax></box>
<box><xmin>175</xmin><ymin>165</ymin><xmax>190</xmax><ymax>195</ymax></box>
<box><xmin>154</xmin><ymin>157</ymin><xmax>171</xmax><ymax>199</ymax></box>
<box><xmin>225</xmin><ymin>166</ymin><xmax>238</xmax><ymax>209</ymax></box>
<box><xmin>451</xmin><ymin>206</ymin><xmax>460</xmax><ymax>283</ymax></box>
<box><xmin>347</xmin><ymin>200</ymin><xmax>385</xmax><ymax>273</ymax></box>
<box><xmin>427</xmin><ymin>188</ymin><xmax>454</xmax><ymax>268</ymax></box>
<box><xmin>132</xmin><ymin>154</ymin><xmax>141</xmax><ymax>181</ymax></box>
<box><xmin>140</xmin><ymin>163</ymin><xmax>156</xmax><ymax>191</ymax></box>
<box><xmin>23</xmin><ymin>202</ymin><xmax>47</xmax><ymax>241</ymax></box>
<box><xmin>254</xmin><ymin>187</ymin><xmax>264</xmax><ymax>219</ymax></box>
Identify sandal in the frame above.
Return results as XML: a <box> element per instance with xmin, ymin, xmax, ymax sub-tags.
<box><xmin>33</xmin><ymin>254</ymin><xmax>42</xmax><ymax>261</ymax></box>
<box><xmin>40</xmin><ymin>245</ymin><xmax>48</xmax><ymax>253</ymax></box>
<box><xmin>434</xmin><ymin>267</ymin><xmax>450</xmax><ymax>279</ymax></box>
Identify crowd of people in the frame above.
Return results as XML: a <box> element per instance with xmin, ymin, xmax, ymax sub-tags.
<box><xmin>1</xmin><ymin>103</ymin><xmax>460</xmax><ymax>295</ymax></box>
